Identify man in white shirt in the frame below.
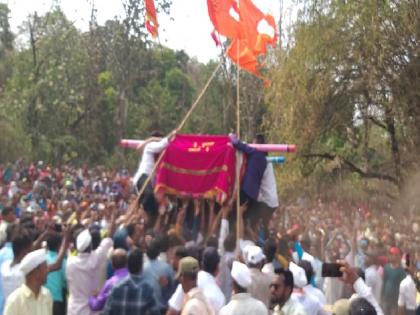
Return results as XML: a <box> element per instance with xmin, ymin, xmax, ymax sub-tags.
<box><xmin>219</xmin><ymin>261</ymin><xmax>268</xmax><ymax>315</ymax></box>
<box><xmin>364</xmin><ymin>253</ymin><xmax>383</xmax><ymax>304</ymax></box>
<box><xmin>1</xmin><ymin>225</ymin><xmax>67</xmax><ymax>307</ymax></box>
<box><xmin>197</xmin><ymin>247</ymin><xmax>225</xmax><ymax>312</ymax></box>
<box><xmin>132</xmin><ymin>130</ymin><xmax>176</xmax><ymax>223</ymax></box>
<box><xmin>4</xmin><ymin>249</ymin><xmax>52</xmax><ymax>315</ymax></box>
<box><xmin>217</xmin><ymin>205</ymin><xmax>235</xmax><ymax>301</ymax></box>
<box><xmin>257</xmin><ymin>162</ymin><xmax>279</xmax><ymax>208</ymax></box>
<box><xmin>178</xmin><ymin>257</ymin><xmax>214</xmax><ymax>315</ymax></box>
<box><xmin>398</xmin><ymin>261</ymin><xmax>417</xmax><ymax>315</ymax></box>
<box><xmin>298</xmin><ymin>260</ymin><xmax>326</xmax><ymax>306</ymax></box>
<box><xmin>246</xmin><ymin>245</ymin><xmax>272</xmax><ymax>308</ymax></box>
<box><xmin>167</xmin><ymin>247</ymin><xmax>225</xmax><ymax>314</ymax></box>
<box><xmin>66</xmin><ymin>210</ymin><xmax>116</xmax><ymax>315</ymax></box>
<box><xmin>289</xmin><ymin>262</ymin><xmax>326</xmax><ymax>315</ymax></box>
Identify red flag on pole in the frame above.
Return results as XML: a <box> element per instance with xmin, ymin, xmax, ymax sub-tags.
<box><xmin>145</xmin><ymin>0</ymin><xmax>159</xmax><ymax>37</ymax></box>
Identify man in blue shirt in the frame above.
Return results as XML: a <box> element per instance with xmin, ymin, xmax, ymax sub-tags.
<box><xmin>229</xmin><ymin>133</ymin><xmax>271</xmax><ymax>229</ymax></box>
<box><xmin>45</xmin><ymin>232</ymin><xmax>66</xmax><ymax>315</ymax></box>
<box><xmin>143</xmin><ymin>236</ymin><xmax>176</xmax><ymax>312</ymax></box>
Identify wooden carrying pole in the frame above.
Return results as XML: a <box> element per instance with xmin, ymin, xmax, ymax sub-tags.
<box><xmin>236</xmin><ymin>37</ymin><xmax>242</xmax><ymax>252</ymax></box>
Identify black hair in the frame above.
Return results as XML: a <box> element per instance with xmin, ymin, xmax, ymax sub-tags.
<box><xmin>264</xmin><ymin>238</ymin><xmax>277</xmax><ymax>262</ymax></box>
<box><xmin>223</xmin><ymin>233</ymin><xmax>236</xmax><ymax>252</ymax></box>
<box><xmin>89</xmin><ymin>227</ymin><xmax>101</xmax><ymax>250</ymax></box>
<box><xmin>150</xmin><ymin>130</ymin><xmax>164</xmax><ymax>138</ymax></box>
<box><xmin>349</xmin><ymin>298</ymin><xmax>377</xmax><ymax>315</ymax></box>
<box><xmin>112</xmin><ymin>252</ymin><xmax>128</xmax><ymax>270</ymax></box>
<box><xmin>145</xmin><ymin>228</ymin><xmax>155</xmax><ymax>238</ymax></box>
<box><xmin>278</xmin><ymin>237</ymin><xmax>290</xmax><ymax>257</ymax></box>
<box><xmin>355</xmin><ymin>268</ymin><xmax>365</xmax><ymax>282</ymax></box>
<box><xmin>126</xmin><ymin>223</ymin><xmax>136</xmax><ymax>238</ymax></box>
<box><xmin>300</xmin><ymin>239</ymin><xmax>311</xmax><ymax>252</ymax></box>
<box><xmin>202</xmin><ymin>247</ymin><xmax>220</xmax><ymax>275</ymax></box>
<box><xmin>5</xmin><ymin>224</ymin><xmax>17</xmax><ymax>243</ymax></box>
<box><xmin>146</xmin><ymin>238</ymin><xmax>161</xmax><ymax>260</ymax></box>
<box><xmin>71</xmin><ymin>224</ymin><xmax>84</xmax><ymax>245</ymax></box>
<box><xmin>186</xmin><ymin>245</ymin><xmax>200</xmax><ymax>261</ymax></box>
<box><xmin>206</xmin><ymin>236</ymin><xmax>218</xmax><ymax>248</ymax></box>
<box><xmin>156</xmin><ymin>234</ymin><xmax>169</xmax><ymax>252</ymax></box>
<box><xmin>298</xmin><ymin>260</ymin><xmax>313</xmax><ymax>284</ymax></box>
<box><xmin>47</xmin><ymin>232</ymin><xmax>62</xmax><ymax>252</ymax></box>
<box><xmin>1</xmin><ymin>206</ymin><xmax>14</xmax><ymax>217</ymax></box>
<box><xmin>11</xmin><ymin>227</ymin><xmax>32</xmax><ymax>258</ymax></box>
<box><xmin>274</xmin><ymin>268</ymin><xmax>294</xmax><ymax>289</ymax></box>
<box><xmin>175</xmin><ymin>246</ymin><xmax>188</xmax><ymax>259</ymax></box>
<box><xmin>254</xmin><ymin>133</ymin><xmax>265</xmax><ymax>144</ymax></box>
<box><xmin>128</xmin><ymin>249</ymin><xmax>143</xmax><ymax>275</ymax></box>
<box><xmin>168</xmin><ymin>234</ymin><xmax>184</xmax><ymax>248</ymax></box>
<box><xmin>20</xmin><ymin>213</ymin><xmax>35</xmax><ymax>230</ymax></box>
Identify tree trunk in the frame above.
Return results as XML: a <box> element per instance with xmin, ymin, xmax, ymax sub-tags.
<box><xmin>384</xmin><ymin>108</ymin><xmax>402</xmax><ymax>191</ymax></box>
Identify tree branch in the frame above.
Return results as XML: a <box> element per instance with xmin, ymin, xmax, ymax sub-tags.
<box><xmin>368</xmin><ymin>116</ymin><xmax>387</xmax><ymax>130</ymax></box>
<box><xmin>302</xmin><ymin>153</ymin><xmax>398</xmax><ymax>185</ymax></box>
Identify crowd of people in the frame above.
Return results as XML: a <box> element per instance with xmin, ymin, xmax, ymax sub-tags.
<box><xmin>0</xmin><ymin>154</ymin><xmax>419</xmax><ymax>315</ymax></box>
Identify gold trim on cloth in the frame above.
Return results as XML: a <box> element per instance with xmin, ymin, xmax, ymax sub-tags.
<box><xmin>160</xmin><ymin>162</ymin><xmax>228</xmax><ymax>176</ymax></box>
<box><xmin>154</xmin><ymin>183</ymin><xmax>229</xmax><ymax>204</ymax></box>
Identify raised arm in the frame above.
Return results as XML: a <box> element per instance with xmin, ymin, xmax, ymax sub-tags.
<box><xmin>146</xmin><ymin>137</ymin><xmax>170</xmax><ymax>154</ymax></box>
<box><xmin>229</xmin><ymin>133</ymin><xmax>256</xmax><ymax>155</ymax></box>
<box><xmin>191</xmin><ymin>199</ymin><xmax>201</xmax><ymax>241</ymax></box>
<box><xmin>146</xmin><ymin>130</ymin><xmax>178</xmax><ymax>154</ymax></box>
<box><xmin>48</xmin><ymin>225</ymin><xmax>70</xmax><ymax>273</ymax></box>
<box><xmin>340</xmin><ymin>261</ymin><xmax>384</xmax><ymax>315</ymax></box>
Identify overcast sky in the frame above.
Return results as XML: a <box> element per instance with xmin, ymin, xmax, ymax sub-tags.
<box><xmin>3</xmin><ymin>0</ymin><xmax>295</xmax><ymax>62</ymax></box>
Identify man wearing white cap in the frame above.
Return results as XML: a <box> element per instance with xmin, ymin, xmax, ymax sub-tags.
<box><xmin>246</xmin><ymin>245</ymin><xmax>272</xmax><ymax>307</ymax></box>
<box><xmin>289</xmin><ymin>262</ymin><xmax>326</xmax><ymax>315</ymax></box>
<box><xmin>219</xmin><ymin>261</ymin><xmax>268</xmax><ymax>315</ymax></box>
<box><xmin>66</xmin><ymin>208</ymin><xmax>117</xmax><ymax>315</ymax></box>
<box><xmin>4</xmin><ymin>249</ymin><xmax>52</xmax><ymax>315</ymax></box>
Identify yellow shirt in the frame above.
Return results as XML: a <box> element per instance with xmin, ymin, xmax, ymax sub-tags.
<box><xmin>4</xmin><ymin>284</ymin><xmax>52</xmax><ymax>315</ymax></box>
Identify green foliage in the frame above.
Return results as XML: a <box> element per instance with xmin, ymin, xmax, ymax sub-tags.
<box><xmin>266</xmin><ymin>0</ymin><xmax>420</xmax><ymax>200</ymax></box>
<box><xmin>0</xmin><ymin>2</ymin><xmax>249</xmax><ymax>169</ymax></box>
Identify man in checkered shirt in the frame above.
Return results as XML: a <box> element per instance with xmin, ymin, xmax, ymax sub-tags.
<box><xmin>103</xmin><ymin>249</ymin><xmax>161</xmax><ymax>315</ymax></box>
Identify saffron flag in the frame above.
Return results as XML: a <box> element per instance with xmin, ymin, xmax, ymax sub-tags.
<box><xmin>227</xmin><ymin>38</ymin><xmax>258</xmax><ymax>75</ymax></box>
<box><xmin>145</xmin><ymin>0</ymin><xmax>159</xmax><ymax>37</ymax></box>
<box><xmin>154</xmin><ymin>135</ymin><xmax>237</xmax><ymax>204</ymax></box>
<box><xmin>207</xmin><ymin>0</ymin><xmax>240</xmax><ymax>39</ymax></box>
<box><xmin>207</xmin><ymin>0</ymin><xmax>277</xmax><ymax>79</ymax></box>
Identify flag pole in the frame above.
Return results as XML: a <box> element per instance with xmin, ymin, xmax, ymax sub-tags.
<box><xmin>236</xmin><ymin>17</ymin><xmax>242</xmax><ymax>253</ymax></box>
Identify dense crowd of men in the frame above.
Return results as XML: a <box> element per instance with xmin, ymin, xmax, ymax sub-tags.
<box><xmin>0</xmin><ymin>155</ymin><xmax>419</xmax><ymax>315</ymax></box>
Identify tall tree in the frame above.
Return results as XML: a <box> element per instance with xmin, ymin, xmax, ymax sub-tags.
<box><xmin>266</xmin><ymin>0</ymin><xmax>420</xmax><ymax>200</ymax></box>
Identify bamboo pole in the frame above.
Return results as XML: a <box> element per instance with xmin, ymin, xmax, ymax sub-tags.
<box><xmin>236</xmin><ymin>35</ymin><xmax>242</xmax><ymax>251</ymax></box>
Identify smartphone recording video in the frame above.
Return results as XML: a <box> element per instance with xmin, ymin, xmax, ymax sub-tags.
<box><xmin>322</xmin><ymin>263</ymin><xmax>343</xmax><ymax>277</ymax></box>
